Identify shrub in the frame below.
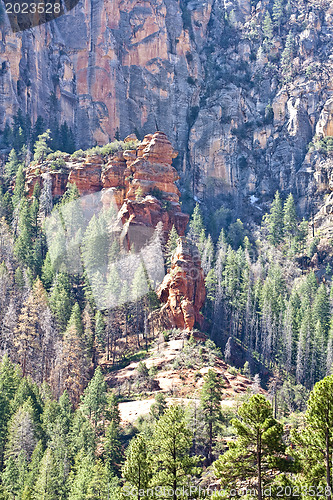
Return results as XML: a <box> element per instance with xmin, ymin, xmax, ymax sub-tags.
<box><xmin>264</xmin><ymin>104</ymin><xmax>274</xmax><ymax>124</ymax></box>
<box><xmin>150</xmin><ymin>187</ymin><xmax>163</xmax><ymax>200</ymax></box>
<box><xmin>137</xmin><ymin>361</ymin><xmax>149</xmax><ymax>378</ymax></box>
<box><xmin>50</xmin><ymin>157</ymin><xmax>66</xmax><ymax>171</ymax></box>
<box><xmin>71</xmin><ymin>149</ymin><xmax>86</xmax><ymax>159</ymax></box>
<box><xmin>162</xmin><ymin>331</ymin><xmax>170</xmax><ymax>342</ymax></box>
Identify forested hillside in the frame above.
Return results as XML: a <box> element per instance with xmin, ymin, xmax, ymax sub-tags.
<box><xmin>1</xmin><ymin>126</ymin><xmax>333</xmax><ymax>498</ymax></box>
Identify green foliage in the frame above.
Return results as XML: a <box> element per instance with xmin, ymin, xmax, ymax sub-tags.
<box><xmin>200</xmin><ymin>369</ymin><xmax>223</xmax><ymax>464</ymax></box>
<box><xmin>263</xmin><ymin>12</ymin><xmax>274</xmax><ymax>40</ymax></box>
<box><xmin>166</xmin><ymin>224</ymin><xmax>179</xmax><ymax>267</ymax></box>
<box><xmin>33</xmin><ymin>130</ymin><xmax>52</xmax><ymax>162</ymax></box>
<box><xmin>5</xmin><ymin>149</ymin><xmax>21</xmax><ymax>178</ymax></box>
<box><xmin>71</xmin><ymin>139</ymin><xmax>139</xmax><ymax>159</ymax></box>
<box><xmin>281</xmin><ymin>31</ymin><xmax>294</xmax><ymax>75</ymax></box>
<box><xmin>291</xmin><ymin>375</ymin><xmax>333</xmax><ymax>493</ymax></box>
<box><xmin>265</xmin><ymin>191</ymin><xmax>284</xmax><ymax>245</ymax></box>
<box><xmin>272</xmin><ymin>0</ymin><xmax>284</xmax><ymax>28</ymax></box>
<box><xmin>214</xmin><ymin>394</ymin><xmax>291</xmax><ymax>494</ymax></box>
<box><xmin>81</xmin><ymin>367</ymin><xmax>107</xmax><ymax>429</ymax></box>
<box><xmin>122</xmin><ymin>434</ymin><xmax>152</xmax><ymax>499</ymax></box>
<box><xmin>188</xmin><ymin>203</ymin><xmax>205</xmax><ymax>243</ymax></box>
<box><xmin>152</xmin><ymin>405</ymin><xmax>200</xmax><ymax>491</ymax></box>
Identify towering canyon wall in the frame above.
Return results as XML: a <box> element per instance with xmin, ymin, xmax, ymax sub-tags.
<box><xmin>1</xmin><ymin>0</ymin><xmax>333</xmax><ymax>208</ymax></box>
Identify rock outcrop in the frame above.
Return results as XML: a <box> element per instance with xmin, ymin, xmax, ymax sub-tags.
<box><xmin>25</xmin><ymin>131</ymin><xmax>205</xmax><ymax>329</ymax></box>
<box><xmin>25</xmin><ymin>131</ymin><xmax>189</xmax><ymax>239</ymax></box>
<box><xmin>156</xmin><ymin>237</ymin><xmax>206</xmax><ymax>331</ymax></box>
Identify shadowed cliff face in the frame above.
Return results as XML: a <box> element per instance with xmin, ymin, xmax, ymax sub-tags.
<box><xmin>1</xmin><ymin>0</ymin><xmax>333</xmax><ymax>208</ymax></box>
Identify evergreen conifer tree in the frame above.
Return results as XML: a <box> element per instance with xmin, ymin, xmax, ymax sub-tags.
<box><xmin>213</xmin><ymin>395</ymin><xmax>290</xmax><ymax>500</ymax></box>
<box><xmin>122</xmin><ymin>434</ymin><xmax>152</xmax><ymax>500</ymax></box>
<box><xmin>152</xmin><ymin>405</ymin><xmax>200</xmax><ymax>495</ymax></box>
<box><xmin>200</xmin><ymin>369</ymin><xmax>223</xmax><ymax>465</ymax></box>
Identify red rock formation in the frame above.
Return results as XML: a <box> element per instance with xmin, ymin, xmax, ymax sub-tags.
<box><xmin>25</xmin><ymin>131</ymin><xmax>188</xmax><ymax>237</ymax></box>
<box><xmin>157</xmin><ymin>237</ymin><xmax>206</xmax><ymax>331</ymax></box>
<box><xmin>25</xmin><ymin>166</ymin><xmax>69</xmax><ymax>197</ymax></box>
<box><xmin>24</xmin><ymin>131</ymin><xmax>205</xmax><ymax>331</ymax></box>
<box><xmin>124</xmin><ymin>132</ymin><xmax>180</xmax><ymax>203</ymax></box>
<box><xmin>68</xmin><ymin>155</ymin><xmax>102</xmax><ymax>194</ymax></box>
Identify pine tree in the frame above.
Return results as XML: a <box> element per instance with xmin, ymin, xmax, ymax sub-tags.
<box><xmin>201</xmin><ymin>234</ymin><xmax>214</xmax><ymax>274</ymax></box>
<box><xmin>5</xmin><ymin>148</ymin><xmax>21</xmax><ymax>177</ymax></box>
<box><xmin>327</xmin><ymin>324</ymin><xmax>333</xmax><ymax>375</ymax></box>
<box><xmin>105</xmin><ymin>392</ymin><xmax>121</xmax><ymax>427</ymax></box>
<box><xmin>200</xmin><ymin>369</ymin><xmax>223</xmax><ymax>465</ymax></box>
<box><xmin>31</xmin><ymin>116</ymin><xmax>45</xmax><ymax>147</ymax></box>
<box><xmin>12</xmin><ymin>163</ymin><xmax>26</xmax><ymax>208</ymax></box>
<box><xmin>82</xmin><ymin>214</ymin><xmax>109</xmax><ymax>277</ymax></box>
<box><xmin>5</xmin><ymin>401</ymin><xmax>37</xmax><ymax>461</ymax></box>
<box><xmin>291</xmin><ymin>375</ymin><xmax>333</xmax><ymax>500</ymax></box>
<box><xmin>272</xmin><ymin>0</ymin><xmax>283</xmax><ymax>33</ymax></box>
<box><xmin>86</xmin><ymin>459</ymin><xmax>121</xmax><ymax>499</ymax></box>
<box><xmin>312</xmin><ymin>283</ymin><xmax>330</xmax><ymax>337</ymax></box>
<box><xmin>227</xmin><ymin>219</ymin><xmax>245</xmax><ymax>249</ymax></box>
<box><xmin>41</xmin><ymin>252</ymin><xmax>55</xmax><ymax>291</ymax></box>
<box><xmin>69</xmin><ymin>410</ymin><xmax>95</xmax><ymax>458</ymax></box>
<box><xmin>312</xmin><ymin>321</ymin><xmax>326</xmax><ymax>383</ymax></box>
<box><xmin>265</xmin><ymin>191</ymin><xmax>284</xmax><ymax>245</ymax></box>
<box><xmin>81</xmin><ymin>367</ymin><xmax>107</xmax><ymax>429</ymax></box>
<box><xmin>95</xmin><ymin>310</ymin><xmax>106</xmax><ymax>354</ymax></box>
<box><xmin>14</xmin><ymin>198</ymin><xmax>33</xmax><ymax>267</ymax></box>
<box><xmin>283</xmin><ymin>193</ymin><xmax>298</xmax><ymax>248</ymax></box>
<box><xmin>33</xmin><ymin>130</ymin><xmax>52</xmax><ymax>162</ymax></box>
<box><xmin>68</xmin><ymin>451</ymin><xmax>95</xmax><ymax>500</ymax></box>
<box><xmin>2</xmin><ymin>454</ymin><xmax>26</xmax><ymax>498</ymax></box>
<box><xmin>150</xmin><ymin>393</ymin><xmax>167</xmax><ymax>420</ymax></box>
<box><xmin>49</xmin><ymin>273</ymin><xmax>72</xmax><ymax>331</ymax></box>
<box><xmin>204</xmin><ymin>268</ymin><xmax>217</xmax><ymax>318</ymax></box>
<box><xmin>213</xmin><ymin>395</ymin><xmax>290</xmax><ymax>500</ymax></box>
<box><xmin>263</xmin><ymin>12</ymin><xmax>273</xmax><ymax>40</ymax></box>
<box><xmin>34</xmin><ymin>447</ymin><xmax>67</xmax><ymax>500</ymax></box>
<box><xmin>0</xmin><ymin>355</ymin><xmax>20</xmax><ymax>463</ymax></box>
<box><xmin>188</xmin><ymin>203</ymin><xmax>204</xmax><ymax>243</ymax></box>
<box><xmin>67</xmin><ymin>302</ymin><xmax>83</xmax><ymax>336</ymax></box>
<box><xmin>152</xmin><ymin>405</ymin><xmax>200</xmax><ymax>496</ymax></box>
<box><xmin>106</xmin><ymin>263</ymin><xmax>121</xmax><ymax>309</ymax></box>
<box><xmin>166</xmin><ymin>225</ymin><xmax>179</xmax><ymax>267</ymax></box>
<box><xmin>105</xmin><ymin>420</ymin><xmax>123</xmax><ymax>476</ymax></box>
<box><xmin>281</xmin><ymin>31</ymin><xmax>294</xmax><ymax>75</ymax></box>
<box><xmin>296</xmin><ymin>304</ymin><xmax>312</xmax><ymax>386</ymax></box>
<box><xmin>122</xmin><ymin>434</ymin><xmax>152</xmax><ymax>500</ymax></box>
<box><xmin>132</xmin><ymin>262</ymin><xmax>148</xmax><ymax>302</ymax></box>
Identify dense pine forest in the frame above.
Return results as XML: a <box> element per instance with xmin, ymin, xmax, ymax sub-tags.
<box><xmin>1</xmin><ymin>123</ymin><xmax>333</xmax><ymax>499</ymax></box>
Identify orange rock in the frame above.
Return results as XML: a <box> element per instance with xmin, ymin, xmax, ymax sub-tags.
<box><xmin>68</xmin><ymin>156</ymin><xmax>103</xmax><ymax>194</ymax></box>
<box><xmin>25</xmin><ymin>166</ymin><xmax>69</xmax><ymax>197</ymax></box>
<box><xmin>118</xmin><ymin>196</ymin><xmax>188</xmax><ymax>249</ymax></box>
<box><xmin>157</xmin><ymin>237</ymin><xmax>206</xmax><ymax>331</ymax></box>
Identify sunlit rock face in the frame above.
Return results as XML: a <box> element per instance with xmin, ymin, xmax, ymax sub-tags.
<box><xmin>25</xmin><ymin>131</ymin><xmax>188</xmax><ymax>236</ymax></box>
<box><xmin>4</xmin><ymin>0</ymin><xmax>333</xmax><ymax>210</ymax></box>
<box><xmin>157</xmin><ymin>237</ymin><xmax>205</xmax><ymax>331</ymax></box>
